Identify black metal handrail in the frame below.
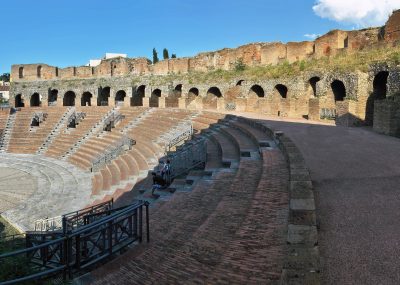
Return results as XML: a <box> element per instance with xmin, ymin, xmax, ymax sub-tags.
<box><xmin>0</xmin><ymin>201</ymin><xmax>150</xmax><ymax>284</ymax></box>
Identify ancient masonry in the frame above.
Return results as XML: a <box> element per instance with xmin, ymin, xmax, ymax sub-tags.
<box><xmin>9</xmin><ymin>11</ymin><xmax>400</xmax><ymax>136</ymax></box>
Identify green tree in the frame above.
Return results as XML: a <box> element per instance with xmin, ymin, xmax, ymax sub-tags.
<box><xmin>171</xmin><ymin>54</ymin><xmax>177</xmax><ymax>59</ymax></box>
<box><xmin>152</xmin><ymin>48</ymin><xmax>159</xmax><ymax>64</ymax></box>
<box><xmin>0</xmin><ymin>73</ymin><xmax>10</xmax><ymax>82</ymax></box>
<box><xmin>163</xmin><ymin>48</ymin><xmax>169</xmax><ymax>60</ymax></box>
<box><xmin>234</xmin><ymin>59</ymin><xmax>246</xmax><ymax>71</ymax></box>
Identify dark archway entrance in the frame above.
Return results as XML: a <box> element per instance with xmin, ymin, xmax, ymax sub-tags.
<box><xmin>365</xmin><ymin>71</ymin><xmax>389</xmax><ymax>125</ymax></box>
<box><xmin>150</xmin><ymin>89</ymin><xmax>161</xmax><ymax>107</ymax></box>
<box><xmin>203</xmin><ymin>87</ymin><xmax>222</xmax><ymax>110</ymax></box>
<box><xmin>331</xmin><ymin>80</ymin><xmax>346</xmax><ymax>102</ymax></box>
<box><xmin>48</xmin><ymin>89</ymin><xmax>58</xmax><ymax>106</ymax></box>
<box><xmin>63</xmin><ymin>91</ymin><xmax>76</xmax><ymax>106</ymax></box>
<box><xmin>249</xmin><ymin>85</ymin><xmax>264</xmax><ymax>97</ymax></box>
<box><xmin>275</xmin><ymin>84</ymin><xmax>288</xmax><ymax>99</ymax></box>
<box><xmin>236</xmin><ymin>80</ymin><xmax>245</xmax><ymax>86</ymax></box>
<box><xmin>131</xmin><ymin>85</ymin><xmax>145</xmax><ymax>106</ymax></box>
<box><xmin>30</xmin><ymin>93</ymin><xmax>41</xmax><ymax>107</ymax></box>
<box><xmin>309</xmin><ymin>77</ymin><xmax>320</xmax><ymax>98</ymax></box>
<box><xmin>15</xmin><ymin>94</ymin><xmax>24</xmax><ymax>107</ymax></box>
<box><xmin>98</xmin><ymin>87</ymin><xmax>110</xmax><ymax>106</ymax></box>
<box><xmin>81</xmin><ymin>92</ymin><xmax>92</xmax><ymax>106</ymax></box>
<box><xmin>115</xmin><ymin>90</ymin><xmax>126</xmax><ymax>106</ymax></box>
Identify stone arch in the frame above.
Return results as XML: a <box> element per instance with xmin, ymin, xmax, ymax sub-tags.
<box><xmin>331</xmin><ymin>80</ymin><xmax>346</xmax><ymax>102</ymax></box>
<box><xmin>174</xmin><ymin>84</ymin><xmax>183</xmax><ymax>93</ymax></box>
<box><xmin>249</xmin><ymin>85</ymin><xmax>265</xmax><ymax>98</ymax></box>
<box><xmin>132</xmin><ymin>85</ymin><xmax>145</xmax><ymax>106</ymax></box>
<box><xmin>274</xmin><ymin>84</ymin><xmax>288</xmax><ymax>99</ymax></box>
<box><xmin>308</xmin><ymin>77</ymin><xmax>320</xmax><ymax>98</ymax></box>
<box><xmin>37</xmin><ymin>66</ymin><xmax>42</xmax><ymax>78</ymax></box>
<box><xmin>188</xmin><ymin>87</ymin><xmax>199</xmax><ymax>97</ymax></box>
<box><xmin>236</xmin><ymin>80</ymin><xmax>245</xmax><ymax>86</ymax></box>
<box><xmin>150</xmin><ymin>89</ymin><xmax>161</xmax><ymax>107</ymax></box>
<box><xmin>115</xmin><ymin>90</ymin><xmax>126</xmax><ymax>106</ymax></box>
<box><xmin>365</xmin><ymin>71</ymin><xmax>389</xmax><ymax>125</ymax></box>
<box><xmin>98</xmin><ymin>87</ymin><xmax>110</xmax><ymax>106</ymax></box>
<box><xmin>203</xmin><ymin>87</ymin><xmax>222</xmax><ymax>110</ymax></box>
<box><xmin>15</xmin><ymin>94</ymin><xmax>24</xmax><ymax>107</ymax></box>
<box><xmin>30</xmin><ymin>93</ymin><xmax>41</xmax><ymax>107</ymax></box>
<box><xmin>48</xmin><ymin>89</ymin><xmax>58</xmax><ymax>106</ymax></box>
<box><xmin>81</xmin><ymin>92</ymin><xmax>92</xmax><ymax>106</ymax></box>
<box><xmin>19</xmin><ymin>67</ymin><xmax>24</xmax><ymax>79</ymax></box>
<box><xmin>63</xmin><ymin>91</ymin><xmax>76</xmax><ymax>106</ymax></box>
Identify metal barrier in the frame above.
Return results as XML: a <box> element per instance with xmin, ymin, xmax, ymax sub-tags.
<box><xmin>320</xmin><ymin>108</ymin><xmax>336</xmax><ymax>120</ymax></box>
<box><xmin>166</xmin><ymin>136</ymin><xmax>207</xmax><ymax>179</ymax></box>
<box><xmin>0</xmin><ymin>201</ymin><xmax>149</xmax><ymax>284</ymax></box>
<box><xmin>165</xmin><ymin>123</ymin><xmax>193</xmax><ymax>152</ymax></box>
<box><xmin>91</xmin><ymin>136</ymin><xmax>136</xmax><ymax>172</ymax></box>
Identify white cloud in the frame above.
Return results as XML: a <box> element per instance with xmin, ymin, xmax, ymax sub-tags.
<box><xmin>313</xmin><ymin>0</ymin><xmax>400</xmax><ymax>27</ymax></box>
<box><xmin>304</xmin><ymin>33</ymin><xmax>319</xmax><ymax>40</ymax></box>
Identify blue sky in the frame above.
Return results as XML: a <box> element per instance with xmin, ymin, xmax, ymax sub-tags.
<box><xmin>0</xmin><ymin>0</ymin><xmax>398</xmax><ymax>74</ymax></box>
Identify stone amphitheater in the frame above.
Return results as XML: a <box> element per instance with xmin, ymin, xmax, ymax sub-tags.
<box><xmin>1</xmin><ymin>9</ymin><xmax>400</xmax><ymax>285</ymax></box>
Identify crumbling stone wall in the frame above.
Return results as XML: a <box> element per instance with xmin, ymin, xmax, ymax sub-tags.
<box><xmin>373</xmin><ymin>99</ymin><xmax>400</xmax><ymax>136</ymax></box>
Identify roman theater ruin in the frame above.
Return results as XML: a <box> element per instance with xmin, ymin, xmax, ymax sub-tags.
<box><xmin>1</xmin><ymin>9</ymin><xmax>400</xmax><ymax>285</ymax></box>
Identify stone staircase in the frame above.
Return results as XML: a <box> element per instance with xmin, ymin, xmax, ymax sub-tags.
<box><xmin>61</xmin><ymin>108</ymin><xmax>118</xmax><ymax>160</ymax></box>
<box><xmin>37</xmin><ymin>107</ymin><xmax>74</xmax><ymax>155</ymax></box>
<box><xmin>0</xmin><ymin>112</ymin><xmax>16</xmax><ymax>152</ymax></box>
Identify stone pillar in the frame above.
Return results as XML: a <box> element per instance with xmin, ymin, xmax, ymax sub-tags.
<box><xmin>109</xmin><ymin>88</ymin><xmax>115</xmax><ymax>107</ymax></box>
<box><xmin>234</xmin><ymin>98</ymin><xmax>247</xmax><ymax>112</ymax></box>
<box><xmin>217</xmin><ymin>98</ymin><xmax>225</xmax><ymax>111</ymax></box>
<box><xmin>57</xmin><ymin>91</ymin><xmax>64</xmax><ymax>107</ymax></box>
<box><xmin>335</xmin><ymin>100</ymin><xmax>361</xmax><ymax>127</ymax></box>
<box><xmin>143</xmin><ymin>97</ymin><xmax>150</xmax><ymax>107</ymax></box>
<box><xmin>178</xmin><ymin>98</ymin><xmax>188</xmax><ymax>109</ymax></box>
<box><xmin>158</xmin><ymin>97</ymin><xmax>166</xmax><ymax>108</ymax></box>
<box><xmin>76</xmin><ymin>94</ymin><xmax>82</xmax><ymax>107</ymax></box>
<box><xmin>124</xmin><ymin>89</ymin><xmax>132</xmax><ymax>107</ymax></box>
<box><xmin>308</xmin><ymin>98</ymin><xmax>320</xmax><ymax>121</ymax></box>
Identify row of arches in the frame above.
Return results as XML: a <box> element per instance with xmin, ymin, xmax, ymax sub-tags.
<box><xmin>14</xmin><ymin>71</ymin><xmax>390</xmax><ymax>125</ymax></box>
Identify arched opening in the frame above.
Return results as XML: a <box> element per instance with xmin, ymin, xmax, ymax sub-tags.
<box><xmin>275</xmin><ymin>84</ymin><xmax>288</xmax><ymax>99</ymax></box>
<box><xmin>207</xmin><ymin>87</ymin><xmax>222</xmax><ymax>98</ymax></box>
<box><xmin>331</xmin><ymin>80</ymin><xmax>346</xmax><ymax>102</ymax></box>
<box><xmin>81</xmin><ymin>92</ymin><xmax>92</xmax><ymax>106</ymax></box>
<box><xmin>174</xmin><ymin>84</ymin><xmax>182</xmax><ymax>92</ymax></box>
<box><xmin>19</xmin><ymin>67</ymin><xmax>24</xmax><ymax>79</ymax></box>
<box><xmin>63</xmin><ymin>91</ymin><xmax>76</xmax><ymax>106</ymax></box>
<box><xmin>48</xmin><ymin>89</ymin><xmax>58</xmax><ymax>106</ymax></box>
<box><xmin>203</xmin><ymin>87</ymin><xmax>222</xmax><ymax>110</ymax></box>
<box><xmin>236</xmin><ymin>80</ymin><xmax>245</xmax><ymax>86</ymax></box>
<box><xmin>115</xmin><ymin>90</ymin><xmax>126</xmax><ymax>106</ymax></box>
<box><xmin>308</xmin><ymin>77</ymin><xmax>320</xmax><ymax>98</ymax></box>
<box><xmin>150</xmin><ymin>89</ymin><xmax>161</xmax><ymax>107</ymax></box>
<box><xmin>366</xmin><ymin>71</ymin><xmax>389</xmax><ymax>125</ymax></box>
<box><xmin>187</xmin><ymin>87</ymin><xmax>199</xmax><ymax>104</ymax></box>
<box><xmin>37</xmin><ymin>66</ymin><xmax>42</xmax><ymax>78</ymax></box>
<box><xmin>30</xmin><ymin>93</ymin><xmax>41</xmax><ymax>107</ymax></box>
<box><xmin>98</xmin><ymin>87</ymin><xmax>110</xmax><ymax>106</ymax></box>
<box><xmin>131</xmin><ymin>85</ymin><xmax>145</xmax><ymax>106</ymax></box>
<box><xmin>15</xmin><ymin>94</ymin><xmax>24</xmax><ymax>107</ymax></box>
<box><xmin>249</xmin><ymin>85</ymin><xmax>265</xmax><ymax>97</ymax></box>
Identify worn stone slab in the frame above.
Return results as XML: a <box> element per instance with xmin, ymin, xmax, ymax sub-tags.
<box><xmin>290</xmin><ymin>199</ymin><xmax>316</xmax><ymax>211</ymax></box>
<box><xmin>281</xmin><ymin>269</ymin><xmax>320</xmax><ymax>285</ymax></box>
<box><xmin>290</xmin><ymin>181</ymin><xmax>314</xmax><ymax>199</ymax></box>
<box><xmin>285</xmin><ymin>246</ymin><xmax>320</xmax><ymax>270</ymax></box>
<box><xmin>289</xmin><ymin>210</ymin><xmax>317</xmax><ymax>226</ymax></box>
<box><xmin>287</xmin><ymin>224</ymin><xmax>318</xmax><ymax>245</ymax></box>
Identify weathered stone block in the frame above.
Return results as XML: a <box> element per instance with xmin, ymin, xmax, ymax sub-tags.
<box><xmin>287</xmin><ymin>225</ymin><xmax>318</xmax><ymax>246</ymax></box>
<box><xmin>290</xmin><ymin>199</ymin><xmax>315</xmax><ymax>211</ymax></box>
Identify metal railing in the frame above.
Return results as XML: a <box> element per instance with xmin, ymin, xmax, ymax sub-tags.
<box><xmin>0</xmin><ymin>201</ymin><xmax>150</xmax><ymax>284</ymax></box>
<box><xmin>165</xmin><ymin>123</ymin><xmax>193</xmax><ymax>152</ymax></box>
<box><xmin>91</xmin><ymin>136</ymin><xmax>135</xmax><ymax>172</ymax></box>
<box><xmin>320</xmin><ymin>108</ymin><xmax>336</xmax><ymax>120</ymax></box>
<box><xmin>166</xmin><ymin>136</ymin><xmax>207</xmax><ymax>179</ymax></box>
<box><xmin>34</xmin><ymin>216</ymin><xmax>63</xmax><ymax>232</ymax></box>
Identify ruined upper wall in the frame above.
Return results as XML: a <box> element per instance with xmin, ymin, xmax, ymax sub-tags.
<box><xmin>12</xmin><ymin>10</ymin><xmax>400</xmax><ymax>82</ymax></box>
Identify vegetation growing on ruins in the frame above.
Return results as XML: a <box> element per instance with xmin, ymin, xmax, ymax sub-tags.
<box><xmin>145</xmin><ymin>45</ymin><xmax>400</xmax><ymax>85</ymax></box>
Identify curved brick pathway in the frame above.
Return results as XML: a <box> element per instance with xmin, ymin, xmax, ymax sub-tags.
<box><xmin>257</xmin><ymin>119</ymin><xmax>400</xmax><ymax>285</ymax></box>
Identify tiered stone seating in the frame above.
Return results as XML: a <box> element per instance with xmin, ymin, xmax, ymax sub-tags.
<box><xmin>7</xmin><ymin>108</ymin><xmax>67</xmax><ymax>154</ymax></box>
<box><xmin>90</xmin><ymin>116</ymin><xmax>290</xmax><ymax>284</ymax></box>
<box><xmin>91</xmin><ymin>108</ymin><xmax>196</xmax><ymax>197</ymax></box>
<box><xmin>67</xmin><ymin>107</ymin><xmax>148</xmax><ymax>170</ymax></box>
<box><xmin>45</xmin><ymin>107</ymin><xmax>112</xmax><ymax>158</ymax></box>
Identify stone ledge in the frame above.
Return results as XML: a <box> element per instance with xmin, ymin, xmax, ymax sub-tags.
<box><xmin>237</xmin><ymin>117</ymin><xmax>320</xmax><ymax>284</ymax></box>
